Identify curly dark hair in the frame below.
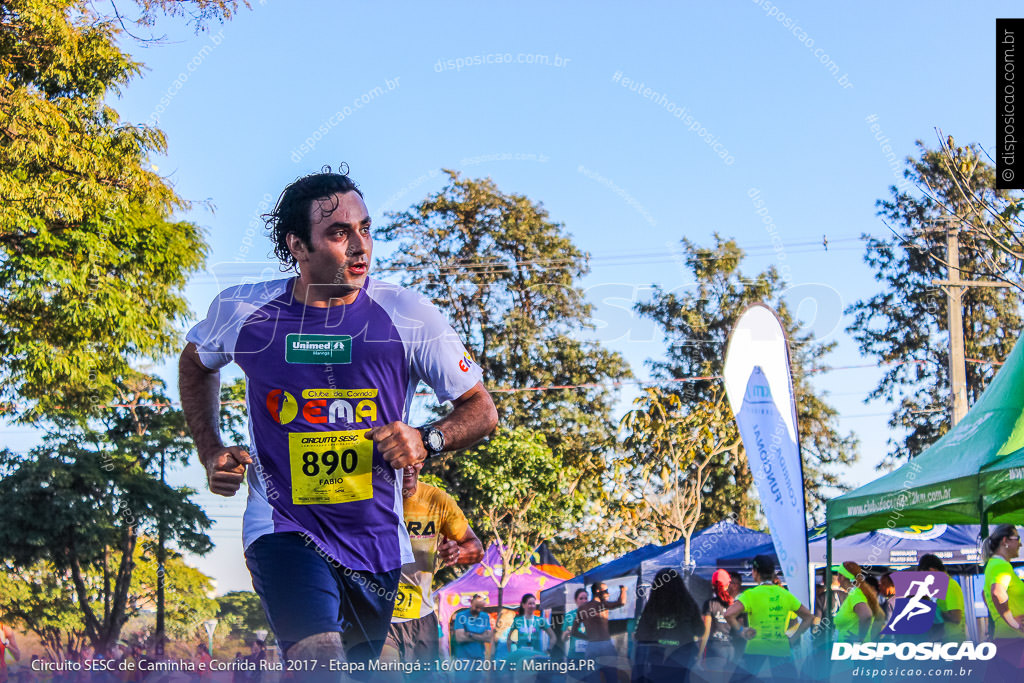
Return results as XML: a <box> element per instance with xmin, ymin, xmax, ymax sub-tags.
<box><xmin>264</xmin><ymin>165</ymin><xmax>363</xmax><ymax>272</ymax></box>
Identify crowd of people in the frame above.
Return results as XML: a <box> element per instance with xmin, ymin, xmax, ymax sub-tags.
<box><xmin>5</xmin><ymin>169</ymin><xmax>1021</xmax><ymax>683</ymax></box>
<box><xmin>431</xmin><ymin>526</ymin><xmax>1024</xmax><ymax>682</ymax></box>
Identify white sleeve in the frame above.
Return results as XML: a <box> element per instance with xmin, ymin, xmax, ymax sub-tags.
<box><xmin>406</xmin><ymin>296</ymin><xmax>483</xmax><ymax>404</ymax></box>
<box><xmin>185</xmin><ymin>288</ymin><xmax>245</xmax><ymax>370</ymax></box>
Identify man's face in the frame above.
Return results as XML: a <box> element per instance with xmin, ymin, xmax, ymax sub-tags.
<box><xmin>402</xmin><ymin>462</ymin><xmax>423</xmax><ymax>498</ymax></box>
<box><xmin>471</xmin><ymin>596</ymin><xmax>486</xmax><ymax>613</ymax></box>
<box><xmin>729</xmin><ymin>576</ymin><xmax>741</xmax><ymax>597</ymax></box>
<box><xmin>292</xmin><ymin>191</ymin><xmax>372</xmax><ymax>293</ymax></box>
<box><xmin>594</xmin><ymin>584</ymin><xmax>608</xmax><ymax>600</ymax></box>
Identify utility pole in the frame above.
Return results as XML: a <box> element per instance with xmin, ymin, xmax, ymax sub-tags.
<box><xmin>930</xmin><ymin>219</ymin><xmax>1011</xmax><ymax>426</ymax></box>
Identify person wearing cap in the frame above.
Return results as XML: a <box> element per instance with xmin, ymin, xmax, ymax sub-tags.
<box><xmin>832</xmin><ymin>562</ymin><xmax>884</xmax><ymax>643</ymax></box>
<box><xmin>724</xmin><ymin>554</ymin><xmax>812</xmax><ymax>681</ymax></box>
<box><xmin>698</xmin><ymin>569</ymin><xmax>741</xmax><ymax>683</ymax></box>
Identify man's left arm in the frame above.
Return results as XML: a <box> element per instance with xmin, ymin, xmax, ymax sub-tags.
<box><xmin>438</xmin><ymin>526</ymin><xmax>484</xmax><ymax>567</ymax></box>
<box><xmin>369</xmin><ymin>381</ymin><xmax>498</xmax><ymax>469</ymax></box>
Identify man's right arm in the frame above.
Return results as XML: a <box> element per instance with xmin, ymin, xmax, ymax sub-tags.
<box><xmin>179</xmin><ymin>343</ymin><xmax>251</xmax><ymax>496</ymax></box>
<box><xmin>604</xmin><ymin>586</ymin><xmax>628</xmax><ymax>610</ymax></box>
<box><xmin>454</xmin><ymin>628</ymin><xmax>471</xmax><ymax>644</ymax></box>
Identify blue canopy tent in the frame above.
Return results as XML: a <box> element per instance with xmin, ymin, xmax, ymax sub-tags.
<box><xmin>715</xmin><ymin>523</ymin><xmax>982</xmax><ymax>571</ymax></box>
<box><xmin>538</xmin><ymin>521</ymin><xmax>770</xmax><ymax>610</ymax></box>
<box><xmin>641</xmin><ymin>520</ymin><xmax>772</xmax><ymax>577</ymax></box>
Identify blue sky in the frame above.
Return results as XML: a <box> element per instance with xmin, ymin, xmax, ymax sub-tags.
<box><xmin>9</xmin><ymin>1</ymin><xmax>1020</xmax><ymax>592</ymax></box>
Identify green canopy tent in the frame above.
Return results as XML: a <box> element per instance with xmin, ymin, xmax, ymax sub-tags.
<box><xmin>824</xmin><ymin>336</ymin><xmax>1024</xmax><ymax>635</ymax></box>
<box><xmin>828</xmin><ymin>335</ymin><xmax>1024</xmax><ymax>540</ymax></box>
<box><xmin>981</xmin><ymin>444</ymin><xmax>1024</xmax><ymax>523</ymax></box>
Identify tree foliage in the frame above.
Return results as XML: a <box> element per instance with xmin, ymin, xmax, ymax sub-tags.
<box><xmin>634</xmin><ymin>236</ymin><xmax>857</xmax><ymax>521</ymax></box>
<box><xmin>613</xmin><ymin>388</ymin><xmax>740</xmax><ymax>556</ymax></box>
<box><xmin>847</xmin><ymin>139</ymin><xmax>1023</xmax><ymax>466</ymax></box>
<box><xmin>0</xmin><ymin>0</ymin><xmax>247</xmax><ymax>420</ymax></box>
<box><xmin>215</xmin><ymin>591</ymin><xmax>272</xmax><ymax>644</ymax></box>
<box><xmin>0</xmin><ymin>377</ymin><xmax>212</xmax><ymax>653</ymax></box>
<box><xmin>379</xmin><ymin>170</ymin><xmax>631</xmax><ymax>564</ymax></box>
<box><xmin>380</xmin><ymin>171</ymin><xmax>632</xmax><ymax>458</ymax></box>
<box><xmin>0</xmin><ymin>548</ymin><xmax>216</xmax><ymax>660</ymax></box>
<box><xmin>449</xmin><ymin>427</ymin><xmax>582</xmax><ymax>600</ymax></box>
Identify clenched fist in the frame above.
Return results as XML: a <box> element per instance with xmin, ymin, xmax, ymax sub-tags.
<box><xmin>203</xmin><ymin>446</ymin><xmax>252</xmax><ymax>496</ymax></box>
<box><xmin>366</xmin><ymin>422</ymin><xmax>427</xmax><ymax>469</ymax></box>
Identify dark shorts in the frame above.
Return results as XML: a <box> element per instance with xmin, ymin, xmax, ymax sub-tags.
<box><xmin>244</xmin><ymin>531</ymin><xmax>401</xmax><ymax>663</ymax></box>
<box><xmin>384</xmin><ymin>612</ymin><xmax>440</xmax><ymax>661</ymax></box>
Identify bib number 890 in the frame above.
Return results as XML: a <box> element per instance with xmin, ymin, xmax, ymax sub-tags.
<box><xmin>301</xmin><ymin>449</ymin><xmax>358</xmax><ymax>477</ymax></box>
<box><xmin>288</xmin><ymin>430</ymin><xmax>373</xmax><ymax>505</ymax></box>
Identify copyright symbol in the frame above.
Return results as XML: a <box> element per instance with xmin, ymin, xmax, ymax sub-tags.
<box><xmin>1003</xmin><ymin>169</ymin><xmax>1015</xmax><ymax>182</ymax></box>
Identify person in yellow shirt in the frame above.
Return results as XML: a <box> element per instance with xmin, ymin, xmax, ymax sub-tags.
<box><xmin>982</xmin><ymin>524</ymin><xmax>1024</xmax><ymax>675</ymax></box>
<box><xmin>725</xmin><ymin>555</ymin><xmax>812</xmax><ymax>681</ymax></box>
<box><xmin>832</xmin><ymin>562</ymin><xmax>884</xmax><ymax>643</ymax></box>
<box><xmin>382</xmin><ymin>461</ymin><xmax>483</xmax><ymax>663</ymax></box>
<box><xmin>917</xmin><ymin>554</ymin><xmax>965</xmax><ymax>641</ymax></box>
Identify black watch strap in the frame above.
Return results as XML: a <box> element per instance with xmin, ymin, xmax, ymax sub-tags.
<box><xmin>419</xmin><ymin>425</ymin><xmax>445</xmax><ymax>458</ymax></box>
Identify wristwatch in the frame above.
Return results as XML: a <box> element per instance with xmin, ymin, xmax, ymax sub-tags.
<box><xmin>418</xmin><ymin>425</ymin><xmax>446</xmax><ymax>459</ymax></box>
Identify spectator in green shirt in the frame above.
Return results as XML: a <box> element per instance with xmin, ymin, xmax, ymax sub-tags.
<box><xmin>725</xmin><ymin>555</ymin><xmax>812</xmax><ymax>682</ymax></box>
<box><xmin>983</xmin><ymin>524</ymin><xmax>1024</xmax><ymax>675</ymax></box>
<box><xmin>507</xmin><ymin>593</ymin><xmax>555</xmax><ymax>660</ymax></box>
<box><xmin>832</xmin><ymin>562</ymin><xmax>885</xmax><ymax>643</ymax></box>
<box><xmin>917</xmin><ymin>554</ymin><xmax>965</xmax><ymax>641</ymax></box>
<box><xmin>561</xmin><ymin>588</ymin><xmax>589</xmax><ymax>659</ymax></box>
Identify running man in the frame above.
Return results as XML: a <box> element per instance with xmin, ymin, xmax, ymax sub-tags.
<box><xmin>383</xmin><ymin>461</ymin><xmax>483</xmax><ymax>662</ymax></box>
<box><xmin>179</xmin><ymin>169</ymin><xmax>498</xmax><ymax>676</ymax></box>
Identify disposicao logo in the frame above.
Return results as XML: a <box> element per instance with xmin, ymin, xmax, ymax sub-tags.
<box><xmin>831</xmin><ymin>571</ymin><xmax>996</xmax><ymax>663</ymax></box>
<box><xmin>883</xmin><ymin>571</ymin><xmax>948</xmax><ymax>635</ymax></box>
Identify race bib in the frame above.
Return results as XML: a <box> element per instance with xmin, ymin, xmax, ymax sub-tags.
<box><xmin>289</xmin><ymin>430</ymin><xmax>373</xmax><ymax>505</ymax></box>
<box><xmin>394</xmin><ymin>583</ymin><xmax>423</xmax><ymax>620</ymax></box>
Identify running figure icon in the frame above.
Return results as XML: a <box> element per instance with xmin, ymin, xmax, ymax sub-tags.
<box><xmin>888</xmin><ymin>574</ymin><xmax>939</xmax><ymax>630</ymax></box>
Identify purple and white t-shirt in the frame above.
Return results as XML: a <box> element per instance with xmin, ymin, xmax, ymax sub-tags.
<box><xmin>186</xmin><ymin>276</ymin><xmax>483</xmax><ymax>573</ymax></box>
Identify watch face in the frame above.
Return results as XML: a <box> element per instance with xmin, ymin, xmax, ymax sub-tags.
<box><xmin>427</xmin><ymin>430</ymin><xmax>444</xmax><ymax>452</ymax></box>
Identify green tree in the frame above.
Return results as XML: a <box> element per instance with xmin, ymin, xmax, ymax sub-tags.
<box><xmin>0</xmin><ymin>560</ymin><xmax>85</xmax><ymax>659</ymax></box>
<box><xmin>215</xmin><ymin>591</ymin><xmax>272</xmax><ymax>643</ymax></box>
<box><xmin>0</xmin><ymin>0</ymin><xmax>242</xmax><ymax>420</ymax></box>
<box><xmin>379</xmin><ymin>171</ymin><xmax>631</xmax><ymax>564</ymax></box>
<box><xmin>0</xmin><ymin>378</ymin><xmax>212</xmax><ymax>653</ymax></box>
<box><xmin>451</xmin><ymin>427</ymin><xmax>582</xmax><ymax>610</ymax></box>
<box><xmin>614</xmin><ymin>388</ymin><xmax>740</xmax><ymax>558</ymax></box>
<box><xmin>131</xmin><ymin>548</ymin><xmax>218</xmax><ymax>641</ymax></box>
<box><xmin>634</xmin><ymin>236</ymin><xmax>857</xmax><ymax>521</ymax></box>
<box><xmin>847</xmin><ymin>140</ymin><xmax>1023</xmax><ymax>466</ymax></box>
<box><xmin>0</xmin><ymin>548</ymin><xmax>217</xmax><ymax>660</ymax></box>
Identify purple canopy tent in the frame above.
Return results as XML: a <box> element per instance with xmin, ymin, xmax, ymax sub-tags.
<box><xmin>434</xmin><ymin>544</ymin><xmax>565</xmax><ymax>657</ymax></box>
